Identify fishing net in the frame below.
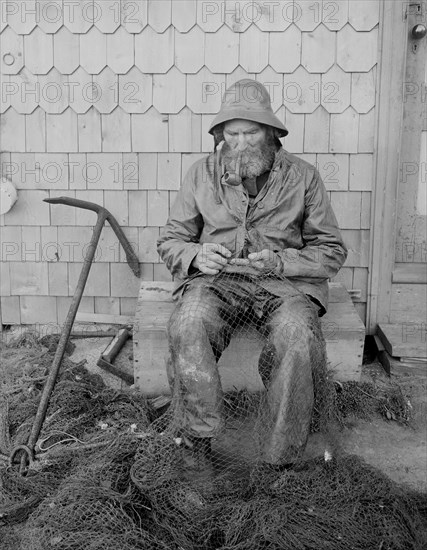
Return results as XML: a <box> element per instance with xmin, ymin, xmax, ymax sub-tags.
<box><xmin>1</xmin><ymin>268</ymin><xmax>426</xmax><ymax>550</ymax></box>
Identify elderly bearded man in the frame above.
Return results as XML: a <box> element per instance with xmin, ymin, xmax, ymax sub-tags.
<box><xmin>157</xmin><ymin>79</ymin><xmax>347</xmax><ymax>473</ymax></box>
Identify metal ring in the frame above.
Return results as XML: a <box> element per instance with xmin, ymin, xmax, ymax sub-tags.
<box><xmin>3</xmin><ymin>53</ymin><xmax>15</xmax><ymax>66</ymax></box>
<box><xmin>8</xmin><ymin>445</ymin><xmax>35</xmax><ymax>469</ymax></box>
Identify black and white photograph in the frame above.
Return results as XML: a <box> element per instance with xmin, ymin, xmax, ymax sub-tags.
<box><xmin>0</xmin><ymin>1</ymin><xmax>426</xmax><ymax>548</ymax></box>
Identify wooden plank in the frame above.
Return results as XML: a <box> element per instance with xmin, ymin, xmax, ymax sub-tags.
<box><xmin>138</xmin><ymin>227</ymin><xmax>160</xmax><ymax>263</ymax></box>
<box><xmin>10</xmin><ymin>261</ymin><xmax>49</xmax><ymax>295</ymax></box>
<box><xmin>321</xmin><ymin>65</ymin><xmax>351</xmax><ymax>114</ymax></box>
<box><xmin>86</xmin><ymin>152</ymin><xmax>123</xmax><ymax>189</ymax></box>
<box><xmin>128</xmin><ymin>190</ymin><xmax>148</xmax><ymax>226</ymax></box>
<box><xmin>104</xmin><ymin>190</ymin><xmax>129</xmax><ymax>225</ymax></box>
<box><xmin>392</xmin><ymin>263</ymin><xmax>427</xmax><ymax>284</ymax></box>
<box><xmin>196</xmin><ymin>0</ymin><xmax>223</xmax><ymax>32</ymax></box>
<box><xmin>64</xmin><ymin>0</ymin><xmax>93</xmax><ymax>33</ymax></box>
<box><xmin>301</xmin><ymin>23</ymin><xmax>335</xmax><ymax>73</ymax></box>
<box><xmin>283</xmin><ymin>110</ymin><xmax>304</xmax><ymax>154</ymax></box>
<box><xmin>147</xmin><ymin>190</ymin><xmax>169</xmax><ymax>226</ymax></box>
<box><xmin>138</xmin><ymin>154</ymin><xmax>157</xmax><ymax>189</ymax></box>
<box><xmin>224</xmin><ymin>0</ymin><xmax>252</xmax><ymax>32</ymax></box>
<box><xmin>366</xmin><ymin>0</ymin><xmax>407</xmax><ymax>333</ymax></box>
<box><xmin>76</xmin><ymin>312</ymin><xmax>135</xmax><ymax>325</ymax></box>
<box><xmin>38</xmin><ymin>0</ymin><xmax>63</xmax><ymax>33</ymax></box>
<box><xmin>378</xmin><ymin>323</ymin><xmax>427</xmax><ymax>359</ymax></box>
<box><xmin>295</xmin><ymin>0</ymin><xmax>321</xmax><ymax>31</ymax></box>
<box><xmin>269</xmin><ymin>25</ymin><xmax>301</xmax><ymax>73</ymax></box>
<box><xmin>390</xmin><ymin>284</ymin><xmax>427</xmax><ymax>325</ymax></box>
<box><xmin>24</xmin><ymin>27</ymin><xmax>53</xmax><ymax>74</ymax></box>
<box><xmin>255</xmin><ymin>0</ymin><xmax>291</xmax><ymax>32</ymax></box>
<box><xmin>330</xmin><ymin>191</ymin><xmax>362</xmax><ymax>229</ymax></box>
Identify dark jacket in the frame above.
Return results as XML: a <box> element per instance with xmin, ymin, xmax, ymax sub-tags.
<box><xmin>157</xmin><ymin>147</ymin><xmax>347</xmax><ymax>314</ymax></box>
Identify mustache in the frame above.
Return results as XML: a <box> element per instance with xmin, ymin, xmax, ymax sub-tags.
<box><xmin>221</xmin><ymin>140</ymin><xmax>276</xmax><ymax>179</ymax></box>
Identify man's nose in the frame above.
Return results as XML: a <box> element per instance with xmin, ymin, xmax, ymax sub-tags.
<box><xmin>236</xmin><ymin>133</ymin><xmax>248</xmax><ymax>151</ymax></box>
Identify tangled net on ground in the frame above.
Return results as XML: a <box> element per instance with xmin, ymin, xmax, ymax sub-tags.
<box><xmin>1</xmin><ymin>268</ymin><xmax>426</xmax><ymax>550</ymax></box>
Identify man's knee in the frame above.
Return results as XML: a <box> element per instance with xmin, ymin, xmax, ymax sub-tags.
<box><xmin>168</xmin><ymin>288</ymin><xmax>219</xmax><ymax>340</ymax></box>
<box><xmin>270</xmin><ymin>299</ymin><xmax>322</xmax><ymax>350</ymax></box>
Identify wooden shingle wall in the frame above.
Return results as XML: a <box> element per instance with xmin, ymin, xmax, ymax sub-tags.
<box><xmin>0</xmin><ymin>0</ymin><xmax>379</xmax><ymax>326</ymax></box>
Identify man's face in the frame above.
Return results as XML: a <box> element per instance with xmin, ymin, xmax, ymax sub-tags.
<box><xmin>221</xmin><ymin>119</ymin><xmax>276</xmax><ymax>179</ymax></box>
<box><xmin>223</xmin><ymin>120</ymin><xmax>267</xmax><ymax>150</ymax></box>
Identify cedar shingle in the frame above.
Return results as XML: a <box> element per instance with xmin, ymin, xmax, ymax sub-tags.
<box><xmin>187</xmin><ymin>68</ymin><xmax>225</xmax><ymax>114</ymax></box>
<box><xmin>175</xmin><ymin>26</ymin><xmax>205</xmax><ymax>74</ymax></box>
<box><xmin>240</xmin><ymin>25</ymin><xmax>269</xmax><ymax>72</ymax></box>
<box><xmin>148</xmin><ymin>0</ymin><xmax>172</xmax><ymax>32</ymax></box>
<box><xmin>25</xmin><ymin>27</ymin><xmax>53</xmax><ymax>74</ymax></box>
<box><xmin>301</xmin><ymin>24</ymin><xmax>335</xmax><ymax>73</ymax></box>
<box><xmin>38</xmin><ymin>68</ymin><xmax>69</xmax><ymax>114</ymax></box>
<box><xmin>119</xmin><ymin>67</ymin><xmax>153</xmax><ymax>114</ymax></box>
<box><xmin>94</xmin><ymin>0</ymin><xmax>121</xmax><ymax>33</ymax></box>
<box><xmin>348</xmin><ymin>0</ymin><xmax>379</xmax><ymax>31</ymax></box>
<box><xmin>95</xmin><ymin>108</ymin><xmax>129</xmax><ymax>152</ymax></box>
<box><xmin>78</xmin><ymin>107</ymin><xmax>102</xmax><ymax>152</ymax></box>
<box><xmin>153</xmin><ymin>67</ymin><xmax>186</xmax><ymax>113</ymax></box>
<box><xmin>67</xmin><ymin>67</ymin><xmax>93</xmax><ymax>114</ymax></box>
<box><xmin>46</xmin><ymin>108</ymin><xmax>78</xmax><ymax>153</ymax></box>
<box><xmin>54</xmin><ymin>26</ymin><xmax>80</xmax><ymax>74</ymax></box>
<box><xmin>10</xmin><ymin>69</ymin><xmax>39</xmax><ymax>114</ymax></box>
<box><xmin>107</xmin><ymin>27</ymin><xmax>135</xmax><ymax>74</ymax></box>
<box><xmin>132</xmin><ymin>108</ymin><xmax>169</xmax><ymax>152</ymax></box>
<box><xmin>337</xmin><ymin>24</ymin><xmax>378</xmax><ymax>72</ymax></box>
<box><xmin>351</xmin><ymin>69</ymin><xmax>376</xmax><ymax>113</ymax></box>
<box><xmin>1</xmin><ymin>27</ymin><xmax>24</xmax><ymax>75</ymax></box>
<box><xmin>6</xmin><ymin>0</ymin><xmax>37</xmax><ymax>34</ymax></box>
<box><xmin>172</xmin><ymin>0</ymin><xmax>197</xmax><ymax>32</ymax></box>
<box><xmin>169</xmin><ymin>108</ymin><xmax>202</xmax><ymax>153</ymax></box>
<box><xmin>330</xmin><ymin>107</ymin><xmax>359</xmax><ymax>153</ymax></box>
<box><xmin>269</xmin><ymin>24</ymin><xmax>301</xmax><ymax>73</ymax></box>
<box><xmin>121</xmin><ymin>0</ymin><xmax>148</xmax><ymax>33</ymax></box>
<box><xmin>93</xmin><ymin>67</ymin><xmax>118</xmax><ymax>113</ymax></box>
<box><xmin>205</xmin><ymin>25</ymin><xmax>239</xmax><ymax>73</ymax></box>
<box><xmin>80</xmin><ymin>27</ymin><xmax>107</xmax><ymax>74</ymax></box>
<box><xmin>135</xmin><ymin>26</ymin><xmax>174</xmax><ymax>73</ymax></box>
<box><xmin>321</xmin><ymin>65</ymin><xmax>351</xmax><ymax>114</ymax></box>
<box><xmin>283</xmin><ymin>66</ymin><xmax>321</xmax><ymax>114</ymax></box>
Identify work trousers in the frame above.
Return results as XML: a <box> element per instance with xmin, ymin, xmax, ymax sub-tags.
<box><xmin>167</xmin><ymin>273</ymin><xmax>327</xmax><ymax>465</ymax></box>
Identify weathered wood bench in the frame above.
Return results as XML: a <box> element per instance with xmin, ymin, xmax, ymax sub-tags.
<box><xmin>133</xmin><ymin>282</ymin><xmax>365</xmax><ymax>397</ymax></box>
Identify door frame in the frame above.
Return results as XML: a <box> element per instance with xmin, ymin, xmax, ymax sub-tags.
<box><xmin>367</xmin><ymin>0</ymin><xmax>425</xmax><ymax>332</ymax></box>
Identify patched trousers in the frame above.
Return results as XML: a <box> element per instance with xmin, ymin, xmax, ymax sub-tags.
<box><xmin>167</xmin><ymin>273</ymin><xmax>327</xmax><ymax>465</ymax></box>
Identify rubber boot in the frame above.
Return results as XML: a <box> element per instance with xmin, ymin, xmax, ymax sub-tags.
<box><xmin>181</xmin><ymin>436</ymin><xmax>215</xmax><ymax>486</ymax></box>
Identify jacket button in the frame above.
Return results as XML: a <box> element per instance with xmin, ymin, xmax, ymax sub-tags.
<box><xmin>257</xmin><ymin>203</ymin><xmax>264</xmax><ymax>209</ymax></box>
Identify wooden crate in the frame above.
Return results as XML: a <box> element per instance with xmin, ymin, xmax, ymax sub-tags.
<box><xmin>133</xmin><ymin>282</ymin><xmax>365</xmax><ymax>397</ymax></box>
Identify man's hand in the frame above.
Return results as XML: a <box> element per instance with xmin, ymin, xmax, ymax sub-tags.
<box><xmin>192</xmin><ymin>243</ymin><xmax>232</xmax><ymax>275</ymax></box>
<box><xmin>230</xmin><ymin>249</ymin><xmax>282</xmax><ymax>273</ymax></box>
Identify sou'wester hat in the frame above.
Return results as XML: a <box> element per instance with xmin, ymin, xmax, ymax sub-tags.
<box><xmin>208</xmin><ymin>79</ymin><xmax>288</xmax><ymax>138</ymax></box>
